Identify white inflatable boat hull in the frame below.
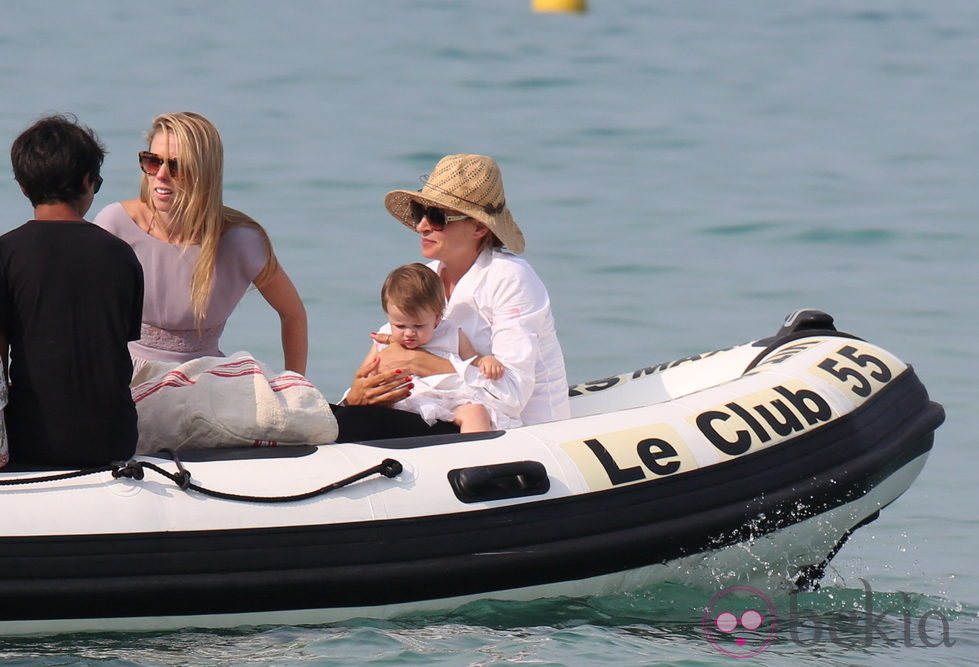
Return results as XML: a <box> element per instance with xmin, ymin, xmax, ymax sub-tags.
<box><xmin>0</xmin><ymin>311</ymin><xmax>944</xmax><ymax>634</ymax></box>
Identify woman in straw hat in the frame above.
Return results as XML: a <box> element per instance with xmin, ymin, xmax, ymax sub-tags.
<box><xmin>94</xmin><ymin>112</ymin><xmax>308</xmax><ymax>376</ymax></box>
<box><xmin>345</xmin><ymin>154</ymin><xmax>570</xmax><ymax>427</ymax></box>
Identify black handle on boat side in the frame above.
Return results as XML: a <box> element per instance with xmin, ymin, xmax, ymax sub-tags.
<box><xmin>448</xmin><ymin>461</ymin><xmax>550</xmax><ymax>503</ymax></box>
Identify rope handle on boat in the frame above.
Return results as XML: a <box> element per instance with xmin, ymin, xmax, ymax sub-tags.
<box><xmin>113</xmin><ymin>457</ymin><xmax>404</xmax><ymax>503</ymax></box>
<box><xmin>0</xmin><ymin>453</ymin><xmax>403</xmax><ymax>503</ymax></box>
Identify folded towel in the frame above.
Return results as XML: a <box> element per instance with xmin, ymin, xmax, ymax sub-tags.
<box><xmin>131</xmin><ymin>352</ymin><xmax>337</xmax><ymax>454</ymax></box>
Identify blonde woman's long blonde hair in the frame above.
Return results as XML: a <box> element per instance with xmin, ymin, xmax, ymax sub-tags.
<box><xmin>139</xmin><ymin>112</ymin><xmax>278</xmax><ymax>323</ymax></box>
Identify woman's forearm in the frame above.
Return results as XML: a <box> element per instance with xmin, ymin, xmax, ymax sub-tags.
<box><xmin>256</xmin><ymin>265</ymin><xmax>308</xmax><ymax>375</ymax></box>
<box><xmin>280</xmin><ymin>310</ymin><xmax>308</xmax><ymax>375</ymax></box>
<box><xmin>377</xmin><ymin>343</ymin><xmax>454</xmax><ymax>377</ymax></box>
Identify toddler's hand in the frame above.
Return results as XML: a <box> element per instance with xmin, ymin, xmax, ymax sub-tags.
<box><xmin>478</xmin><ymin>355</ymin><xmax>504</xmax><ymax>380</ymax></box>
<box><xmin>370</xmin><ymin>332</ymin><xmax>392</xmax><ymax>345</ymax></box>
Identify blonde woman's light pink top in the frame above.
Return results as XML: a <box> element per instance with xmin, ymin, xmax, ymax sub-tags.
<box><xmin>93</xmin><ymin>202</ymin><xmax>268</xmax><ymax>370</ymax></box>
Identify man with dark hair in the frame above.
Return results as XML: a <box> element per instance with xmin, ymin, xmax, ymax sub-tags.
<box><xmin>0</xmin><ymin>114</ymin><xmax>143</xmax><ymax>467</ymax></box>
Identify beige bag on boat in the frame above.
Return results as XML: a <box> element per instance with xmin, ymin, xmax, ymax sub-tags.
<box><xmin>130</xmin><ymin>351</ymin><xmax>337</xmax><ymax>454</ymax></box>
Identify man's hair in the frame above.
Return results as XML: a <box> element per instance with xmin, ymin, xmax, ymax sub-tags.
<box><xmin>381</xmin><ymin>263</ymin><xmax>446</xmax><ymax>319</ymax></box>
<box><xmin>10</xmin><ymin>113</ymin><xmax>106</xmax><ymax>207</ymax></box>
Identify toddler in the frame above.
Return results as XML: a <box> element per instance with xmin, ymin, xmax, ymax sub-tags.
<box><xmin>364</xmin><ymin>263</ymin><xmax>519</xmax><ymax>432</ymax></box>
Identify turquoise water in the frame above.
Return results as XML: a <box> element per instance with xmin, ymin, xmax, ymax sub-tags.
<box><xmin>1</xmin><ymin>0</ymin><xmax>977</xmax><ymax>663</ymax></box>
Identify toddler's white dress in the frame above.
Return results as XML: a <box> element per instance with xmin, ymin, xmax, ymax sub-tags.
<box><xmin>386</xmin><ymin>323</ymin><xmax>522</xmax><ymax>430</ymax></box>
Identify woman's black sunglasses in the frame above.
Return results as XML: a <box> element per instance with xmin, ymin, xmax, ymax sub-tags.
<box><xmin>138</xmin><ymin>151</ymin><xmax>180</xmax><ymax>178</ymax></box>
<box><xmin>410</xmin><ymin>201</ymin><xmax>469</xmax><ymax>230</ymax></box>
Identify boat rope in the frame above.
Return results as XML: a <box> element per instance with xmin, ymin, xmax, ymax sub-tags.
<box><xmin>114</xmin><ymin>455</ymin><xmax>404</xmax><ymax>503</ymax></box>
<box><xmin>0</xmin><ymin>466</ymin><xmax>115</xmax><ymax>485</ymax></box>
<box><xmin>0</xmin><ymin>453</ymin><xmax>404</xmax><ymax>503</ymax></box>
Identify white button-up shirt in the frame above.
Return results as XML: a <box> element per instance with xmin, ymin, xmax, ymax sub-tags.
<box><xmin>429</xmin><ymin>249</ymin><xmax>570</xmax><ymax>426</ymax></box>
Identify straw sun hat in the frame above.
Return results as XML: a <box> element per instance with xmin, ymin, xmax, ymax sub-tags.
<box><xmin>384</xmin><ymin>154</ymin><xmax>526</xmax><ymax>254</ymax></box>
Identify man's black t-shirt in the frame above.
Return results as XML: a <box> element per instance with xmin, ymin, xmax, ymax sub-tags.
<box><xmin>0</xmin><ymin>220</ymin><xmax>143</xmax><ymax>467</ymax></box>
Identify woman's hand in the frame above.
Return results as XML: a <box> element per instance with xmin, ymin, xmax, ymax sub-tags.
<box><xmin>372</xmin><ymin>338</ymin><xmax>455</xmax><ymax>377</ymax></box>
<box><xmin>344</xmin><ymin>356</ymin><xmax>413</xmax><ymax>406</ymax></box>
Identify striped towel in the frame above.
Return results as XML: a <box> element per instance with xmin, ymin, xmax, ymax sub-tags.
<box><xmin>130</xmin><ymin>351</ymin><xmax>337</xmax><ymax>454</ymax></box>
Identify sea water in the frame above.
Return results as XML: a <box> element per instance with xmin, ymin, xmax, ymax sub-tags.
<box><xmin>0</xmin><ymin>1</ymin><xmax>976</xmax><ymax>663</ymax></box>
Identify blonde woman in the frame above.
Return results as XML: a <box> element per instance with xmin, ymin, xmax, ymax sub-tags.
<box><xmin>94</xmin><ymin>112</ymin><xmax>307</xmax><ymax>375</ymax></box>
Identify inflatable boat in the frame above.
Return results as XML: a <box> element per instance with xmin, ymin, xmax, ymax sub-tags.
<box><xmin>0</xmin><ymin>310</ymin><xmax>944</xmax><ymax>634</ymax></box>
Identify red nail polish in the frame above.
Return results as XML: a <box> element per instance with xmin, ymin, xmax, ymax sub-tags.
<box><xmin>395</xmin><ymin>369</ymin><xmax>402</xmax><ymax>374</ymax></box>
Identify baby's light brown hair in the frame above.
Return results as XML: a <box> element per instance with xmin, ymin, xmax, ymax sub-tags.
<box><xmin>381</xmin><ymin>263</ymin><xmax>446</xmax><ymax>320</ymax></box>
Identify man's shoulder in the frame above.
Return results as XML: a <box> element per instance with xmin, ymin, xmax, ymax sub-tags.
<box><xmin>0</xmin><ymin>224</ymin><xmax>29</xmax><ymax>270</ymax></box>
<box><xmin>48</xmin><ymin>221</ymin><xmax>141</xmax><ymax>265</ymax></box>
<box><xmin>85</xmin><ymin>223</ymin><xmax>141</xmax><ymax>265</ymax></box>
<box><xmin>84</xmin><ymin>221</ymin><xmax>132</xmax><ymax>244</ymax></box>
<box><xmin>0</xmin><ymin>222</ymin><xmax>43</xmax><ymax>261</ymax></box>
<box><xmin>0</xmin><ymin>222</ymin><xmax>32</xmax><ymax>243</ymax></box>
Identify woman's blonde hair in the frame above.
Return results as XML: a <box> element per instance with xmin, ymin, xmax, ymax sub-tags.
<box><xmin>139</xmin><ymin>112</ymin><xmax>277</xmax><ymax>322</ymax></box>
